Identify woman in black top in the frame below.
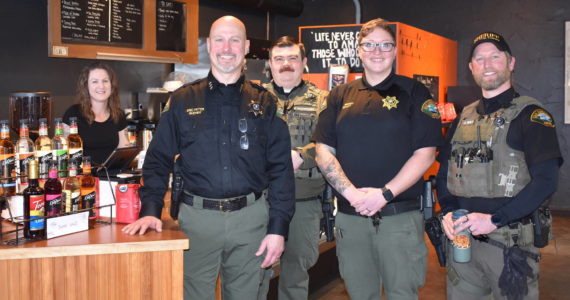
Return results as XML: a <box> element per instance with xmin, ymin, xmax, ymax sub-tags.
<box><xmin>63</xmin><ymin>62</ymin><xmax>129</xmax><ymax>165</ymax></box>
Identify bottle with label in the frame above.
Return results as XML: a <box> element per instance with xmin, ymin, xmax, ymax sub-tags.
<box><xmin>23</xmin><ymin>159</ymin><xmax>45</xmax><ymax>239</ymax></box>
<box><xmin>16</xmin><ymin>119</ymin><xmax>35</xmax><ymax>193</ymax></box>
<box><xmin>35</xmin><ymin>118</ymin><xmax>52</xmax><ymax>188</ymax></box>
<box><xmin>52</xmin><ymin>118</ymin><xmax>68</xmax><ymax>181</ymax></box>
<box><xmin>68</xmin><ymin>117</ymin><xmax>83</xmax><ymax>170</ymax></box>
<box><xmin>44</xmin><ymin>160</ymin><xmax>62</xmax><ymax>217</ymax></box>
<box><xmin>80</xmin><ymin>156</ymin><xmax>96</xmax><ymax>228</ymax></box>
<box><xmin>63</xmin><ymin>161</ymin><xmax>81</xmax><ymax>213</ymax></box>
<box><xmin>0</xmin><ymin>120</ymin><xmax>16</xmax><ymax>197</ymax></box>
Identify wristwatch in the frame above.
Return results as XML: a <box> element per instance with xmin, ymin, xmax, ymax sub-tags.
<box><xmin>491</xmin><ymin>213</ymin><xmax>502</xmax><ymax>227</ymax></box>
<box><xmin>381</xmin><ymin>186</ymin><xmax>394</xmax><ymax>202</ymax></box>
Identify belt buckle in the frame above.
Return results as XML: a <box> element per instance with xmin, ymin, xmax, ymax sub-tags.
<box><xmin>219</xmin><ymin>198</ymin><xmax>232</xmax><ymax>212</ymax></box>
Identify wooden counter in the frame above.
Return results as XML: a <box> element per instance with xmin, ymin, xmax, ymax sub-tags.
<box><xmin>0</xmin><ymin>221</ymin><xmax>189</xmax><ymax>300</ymax></box>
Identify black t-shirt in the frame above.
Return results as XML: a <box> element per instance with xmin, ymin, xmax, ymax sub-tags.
<box><xmin>63</xmin><ymin>104</ymin><xmax>127</xmax><ymax>165</ymax></box>
<box><xmin>312</xmin><ymin>72</ymin><xmax>443</xmax><ymax>214</ymax></box>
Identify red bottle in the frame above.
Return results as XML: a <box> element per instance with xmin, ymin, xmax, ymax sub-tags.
<box><xmin>44</xmin><ymin>160</ymin><xmax>63</xmax><ymax>217</ymax></box>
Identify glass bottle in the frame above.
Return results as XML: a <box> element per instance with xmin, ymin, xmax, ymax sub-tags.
<box><xmin>0</xmin><ymin>120</ymin><xmax>16</xmax><ymax>197</ymax></box>
<box><xmin>16</xmin><ymin>119</ymin><xmax>35</xmax><ymax>193</ymax></box>
<box><xmin>23</xmin><ymin>159</ymin><xmax>45</xmax><ymax>239</ymax></box>
<box><xmin>80</xmin><ymin>156</ymin><xmax>97</xmax><ymax>228</ymax></box>
<box><xmin>35</xmin><ymin>118</ymin><xmax>52</xmax><ymax>188</ymax></box>
<box><xmin>63</xmin><ymin>161</ymin><xmax>80</xmax><ymax>213</ymax></box>
<box><xmin>44</xmin><ymin>160</ymin><xmax>63</xmax><ymax>217</ymax></box>
<box><xmin>68</xmin><ymin>117</ymin><xmax>83</xmax><ymax>170</ymax></box>
<box><xmin>52</xmin><ymin>118</ymin><xmax>68</xmax><ymax>182</ymax></box>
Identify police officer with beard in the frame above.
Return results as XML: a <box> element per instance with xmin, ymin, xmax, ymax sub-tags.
<box><xmin>437</xmin><ymin>32</ymin><xmax>562</xmax><ymax>300</ymax></box>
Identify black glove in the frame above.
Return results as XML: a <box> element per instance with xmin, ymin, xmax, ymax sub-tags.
<box><xmin>498</xmin><ymin>246</ymin><xmax>535</xmax><ymax>300</ymax></box>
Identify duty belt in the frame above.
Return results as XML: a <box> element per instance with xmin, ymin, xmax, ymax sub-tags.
<box><xmin>181</xmin><ymin>191</ymin><xmax>264</xmax><ymax>212</ymax></box>
<box><xmin>295</xmin><ymin>167</ymin><xmax>322</xmax><ymax>179</ymax></box>
<box><xmin>378</xmin><ymin>200</ymin><xmax>420</xmax><ymax>217</ymax></box>
<box><xmin>296</xmin><ymin>195</ymin><xmax>320</xmax><ymax>202</ymax></box>
<box><xmin>339</xmin><ymin>199</ymin><xmax>420</xmax><ymax>217</ymax></box>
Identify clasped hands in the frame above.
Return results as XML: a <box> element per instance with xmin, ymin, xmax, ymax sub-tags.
<box><xmin>347</xmin><ymin>187</ymin><xmax>389</xmax><ymax>217</ymax></box>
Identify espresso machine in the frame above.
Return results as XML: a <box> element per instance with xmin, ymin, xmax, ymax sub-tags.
<box><xmin>9</xmin><ymin>92</ymin><xmax>52</xmax><ymax>139</ymax></box>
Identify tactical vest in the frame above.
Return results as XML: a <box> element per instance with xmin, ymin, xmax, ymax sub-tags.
<box><xmin>264</xmin><ymin>81</ymin><xmax>327</xmax><ymax>181</ymax></box>
<box><xmin>447</xmin><ymin>96</ymin><xmax>541</xmax><ymax>198</ymax></box>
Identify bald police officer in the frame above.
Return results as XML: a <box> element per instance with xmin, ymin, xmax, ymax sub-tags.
<box><xmin>123</xmin><ymin>16</ymin><xmax>295</xmax><ymax>300</ymax></box>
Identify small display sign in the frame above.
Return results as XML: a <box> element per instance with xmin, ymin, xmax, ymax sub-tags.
<box><xmin>46</xmin><ymin>211</ymin><xmax>89</xmax><ymax>239</ymax></box>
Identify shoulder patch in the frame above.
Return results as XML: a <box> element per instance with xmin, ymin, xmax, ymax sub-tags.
<box><xmin>421</xmin><ymin>99</ymin><xmax>441</xmax><ymax>119</ymax></box>
<box><xmin>530</xmin><ymin>109</ymin><xmax>555</xmax><ymax>127</ymax></box>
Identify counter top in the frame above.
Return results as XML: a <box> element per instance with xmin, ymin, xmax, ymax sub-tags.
<box><xmin>0</xmin><ymin>220</ymin><xmax>188</xmax><ymax>260</ymax></box>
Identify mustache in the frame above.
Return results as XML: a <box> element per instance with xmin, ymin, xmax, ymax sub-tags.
<box><xmin>279</xmin><ymin>65</ymin><xmax>295</xmax><ymax>73</ymax></box>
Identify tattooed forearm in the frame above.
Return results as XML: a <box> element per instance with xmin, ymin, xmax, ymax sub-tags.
<box><xmin>316</xmin><ymin>143</ymin><xmax>354</xmax><ymax>194</ymax></box>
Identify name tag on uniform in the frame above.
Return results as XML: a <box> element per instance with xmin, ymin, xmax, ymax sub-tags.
<box><xmin>186</xmin><ymin>108</ymin><xmax>204</xmax><ymax>115</ymax></box>
<box><xmin>462</xmin><ymin>120</ymin><xmax>475</xmax><ymax>125</ymax></box>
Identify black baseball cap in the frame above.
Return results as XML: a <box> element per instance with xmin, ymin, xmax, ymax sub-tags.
<box><xmin>470</xmin><ymin>32</ymin><xmax>512</xmax><ymax>58</ymax></box>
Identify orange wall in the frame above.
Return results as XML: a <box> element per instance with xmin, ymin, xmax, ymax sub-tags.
<box><xmin>394</xmin><ymin>22</ymin><xmax>457</xmax><ymax>103</ymax></box>
<box><xmin>301</xmin><ymin>22</ymin><xmax>457</xmax><ymax>104</ymax></box>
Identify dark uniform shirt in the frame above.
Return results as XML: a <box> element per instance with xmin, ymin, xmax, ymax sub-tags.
<box><xmin>138</xmin><ymin>72</ymin><xmax>295</xmax><ymax>236</ymax></box>
<box><xmin>312</xmin><ymin>72</ymin><xmax>443</xmax><ymax>215</ymax></box>
<box><xmin>437</xmin><ymin>87</ymin><xmax>562</xmax><ymax>225</ymax></box>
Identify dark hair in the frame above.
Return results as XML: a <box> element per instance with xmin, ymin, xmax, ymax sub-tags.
<box><xmin>76</xmin><ymin>62</ymin><xmax>122</xmax><ymax>124</ymax></box>
<box><xmin>269</xmin><ymin>36</ymin><xmax>306</xmax><ymax>60</ymax></box>
<box><xmin>358</xmin><ymin>18</ymin><xmax>395</xmax><ymax>44</ymax></box>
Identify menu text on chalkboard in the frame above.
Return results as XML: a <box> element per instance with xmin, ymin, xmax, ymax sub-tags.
<box><xmin>61</xmin><ymin>0</ymin><xmax>143</xmax><ymax>48</ymax></box>
<box><xmin>156</xmin><ymin>0</ymin><xmax>186</xmax><ymax>52</ymax></box>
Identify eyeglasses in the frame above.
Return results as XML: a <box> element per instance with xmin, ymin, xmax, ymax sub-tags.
<box><xmin>359</xmin><ymin>42</ymin><xmax>395</xmax><ymax>52</ymax></box>
<box><xmin>239</xmin><ymin>118</ymin><xmax>249</xmax><ymax>150</ymax></box>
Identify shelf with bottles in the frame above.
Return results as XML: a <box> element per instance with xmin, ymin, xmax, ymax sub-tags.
<box><xmin>0</xmin><ymin>157</ymin><xmax>115</xmax><ymax>246</ymax></box>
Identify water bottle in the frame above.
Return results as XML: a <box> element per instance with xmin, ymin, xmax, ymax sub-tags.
<box><xmin>452</xmin><ymin>209</ymin><xmax>471</xmax><ymax>263</ymax></box>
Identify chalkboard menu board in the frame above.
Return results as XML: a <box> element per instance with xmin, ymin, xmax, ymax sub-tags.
<box><xmin>300</xmin><ymin>25</ymin><xmax>363</xmax><ymax>73</ymax></box>
<box><xmin>61</xmin><ymin>0</ymin><xmax>143</xmax><ymax>48</ymax></box>
<box><xmin>156</xmin><ymin>0</ymin><xmax>186</xmax><ymax>52</ymax></box>
<box><xmin>49</xmin><ymin>0</ymin><xmax>198</xmax><ymax>64</ymax></box>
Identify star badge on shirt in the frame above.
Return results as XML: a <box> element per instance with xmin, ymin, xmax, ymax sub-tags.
<box><xmin>382</xmin><ymin>96</ymin><xmax>399</xmax><ymax>110</ymax></box>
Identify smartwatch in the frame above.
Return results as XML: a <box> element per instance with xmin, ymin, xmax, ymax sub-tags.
<box><xmin>381</xmin><ymin>186</ymin><xmax>394</xmax><ymax>202</ymax></box>
<box><xmin>491</xmin><ymin>213</ymin><xmax>502</xmax><ymax>227</ymax></box>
